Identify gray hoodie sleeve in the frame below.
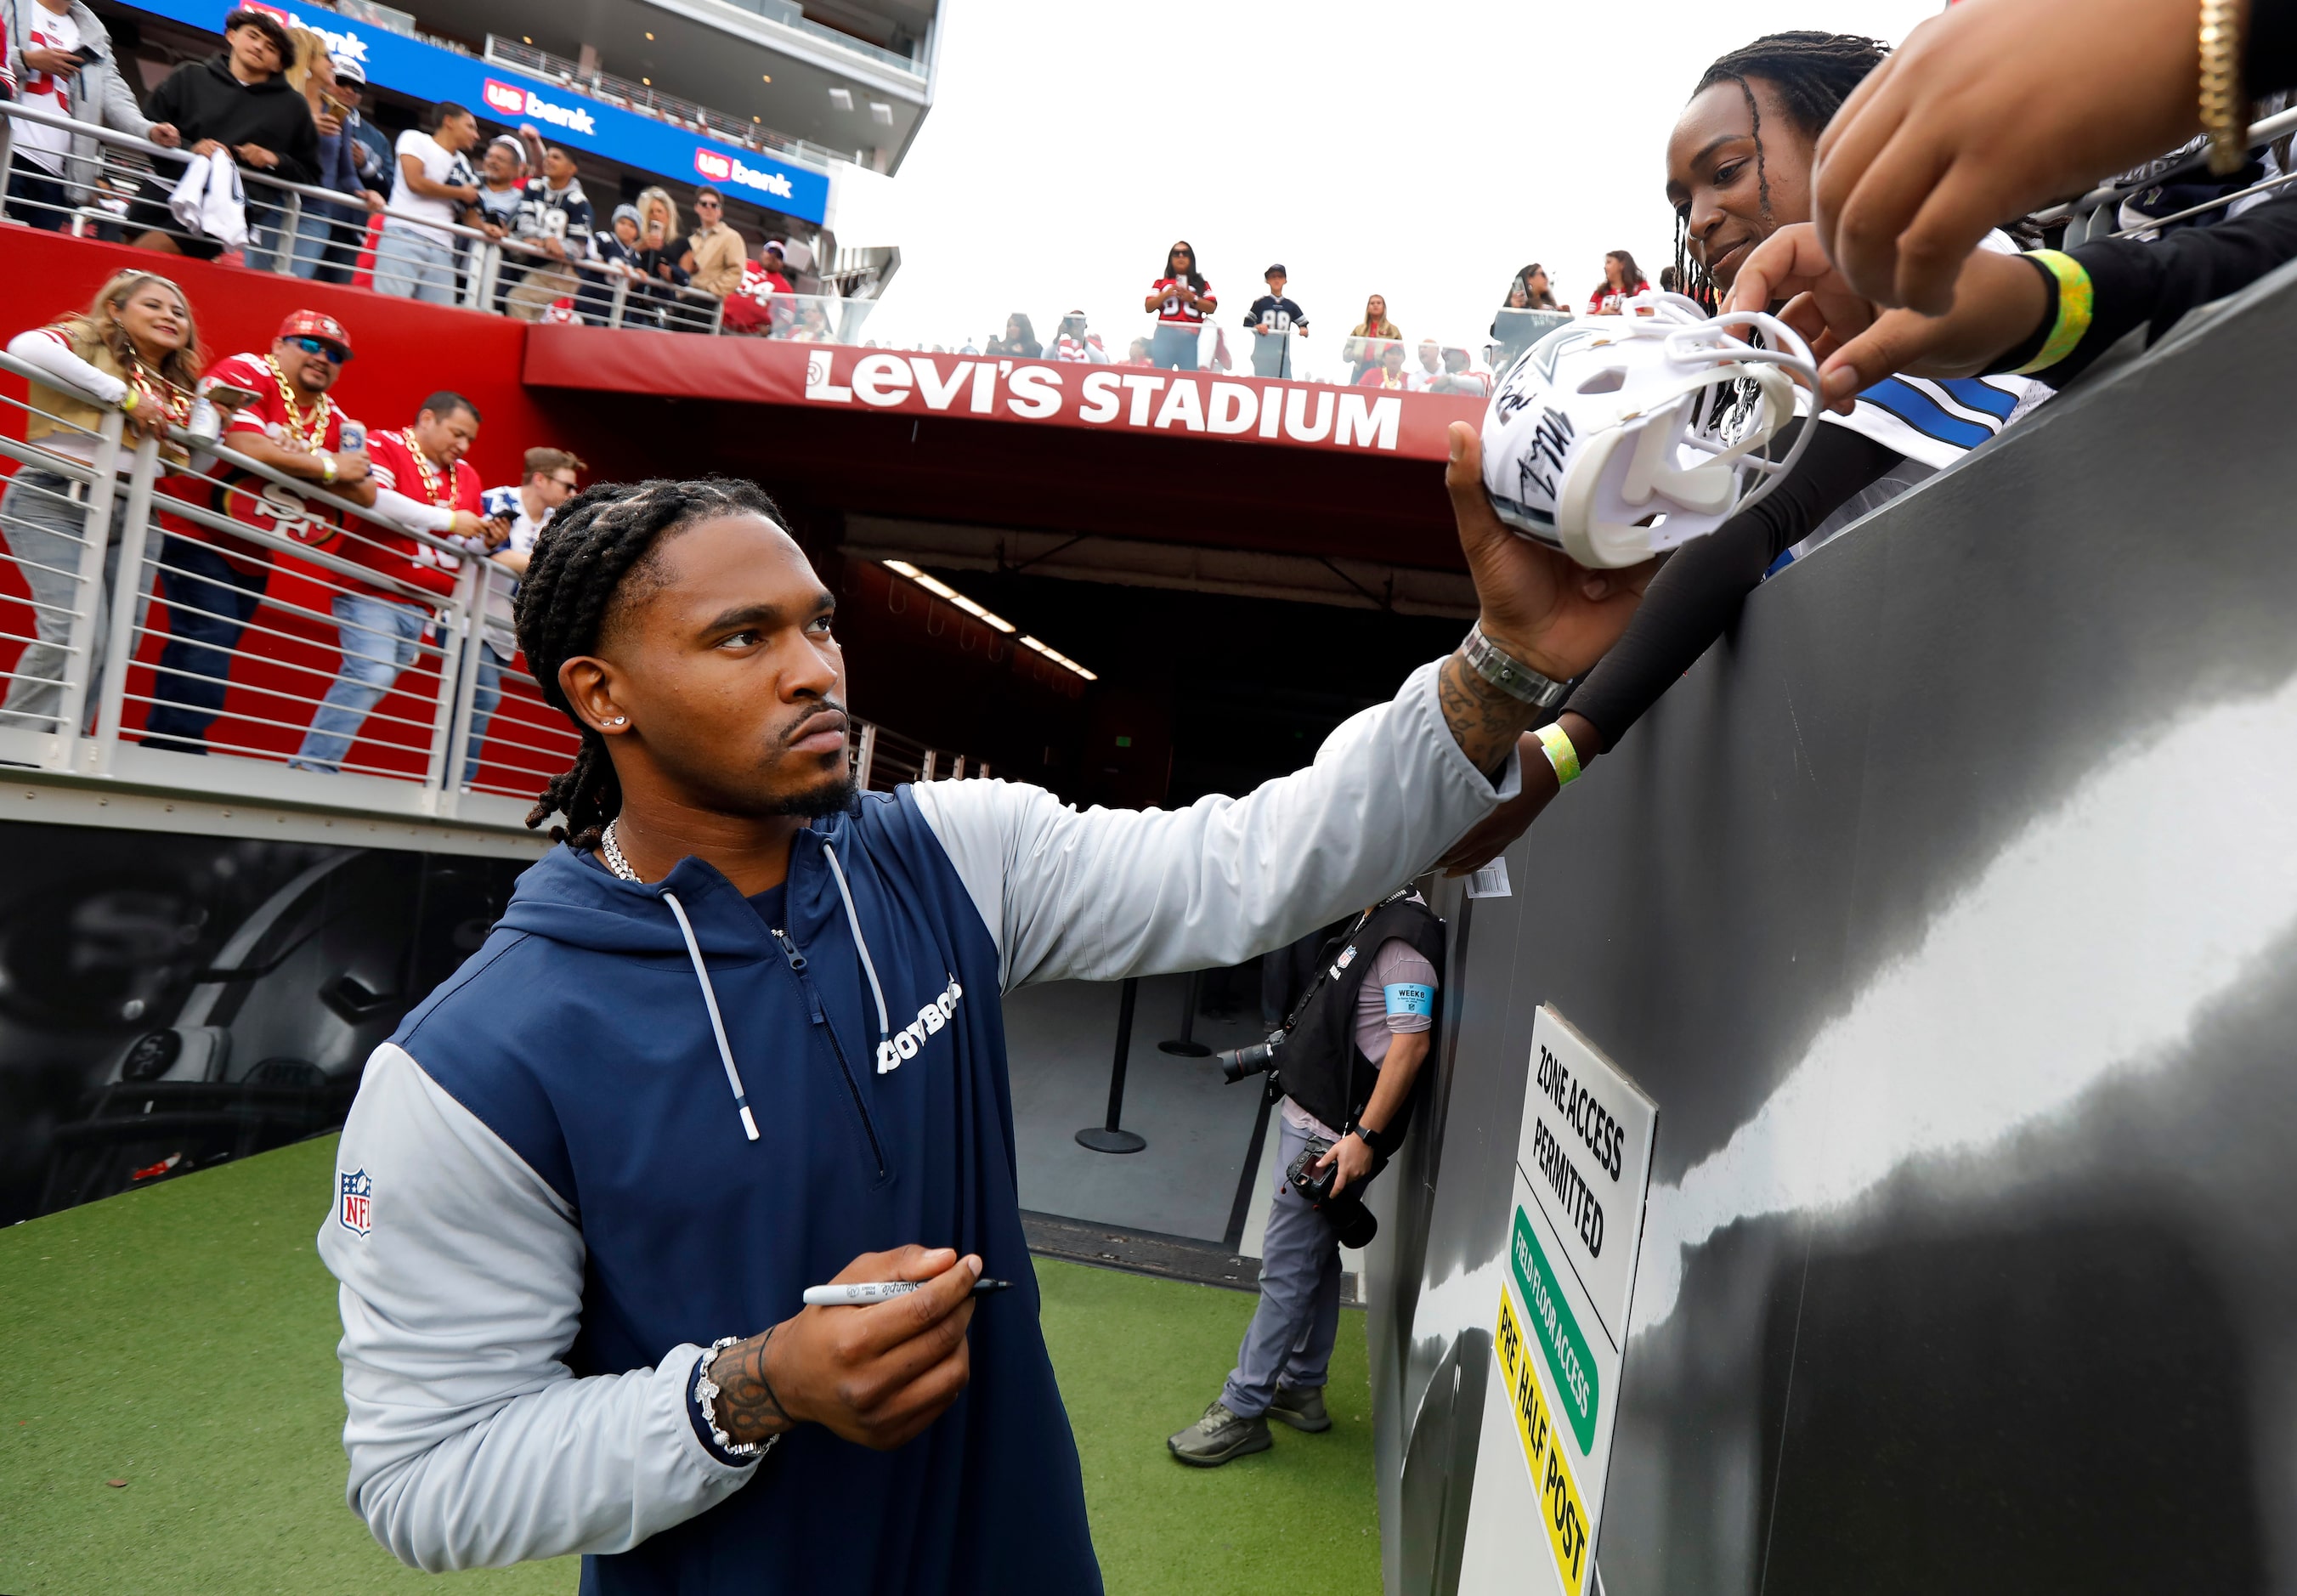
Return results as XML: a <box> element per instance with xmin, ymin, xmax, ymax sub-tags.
<box><xmin>909</xmin><ymin>655</ymin><xmax>1517</xmax><ymax>991</ymax></box>
<box><xmin>318</xmin><ymin>1044</ymin><xmax>756</xmax><ymax>1570</ymax></box>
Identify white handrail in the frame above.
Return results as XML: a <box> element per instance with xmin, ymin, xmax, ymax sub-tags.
<box><xmin>0</xmin><ymin>347</ymin><xmax>977</xmax><ymax>834</ymax></box>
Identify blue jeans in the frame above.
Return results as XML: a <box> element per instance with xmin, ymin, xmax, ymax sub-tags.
<box><xmin>4</xmin><ymin>161</ymin><xmax>71</xmax><ymax>231</ymax></box>
<box><xmin>144</xmin><ymin>536</ymin><xmax>270</xmax><ymax>755</ymax></box>
<box><xmin>372</xmin><ymin>223</ymin><xmax>458</xmax><ymax>303</ymax></box>
<box><xmin>1220</xmin><ymin>1115</ymin><xmax>1345</xmax><ymax>1418</ymax></box>
<box><xmin>290</xmin><ymin>201</ymin><xmax>359</xmax><ymax>284</ymax></box>
<box><xmin>461</xmin><ymin>641</ymin><xmax>505</xmax><ymax>778</ymax></box>
<box><xmin>1150</xmin><ymin>323</ymin><xmax>1201</xmax><ymax>371</ymax></box>
<box><xmin>291</xmin><ymin>593</ymin><xmax>427</xmax><ymax>772</ymax></box>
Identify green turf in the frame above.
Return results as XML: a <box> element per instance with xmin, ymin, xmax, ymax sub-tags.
<box><xmin>1038</xmin><ymin>1257</ymin><xmax>1382</xmax><ymax>1596</ymax></box>
<box><xmin>0</xmin><ymin>1138</ymin><xmax>1378</xmax><ymax>1594</ymax></box>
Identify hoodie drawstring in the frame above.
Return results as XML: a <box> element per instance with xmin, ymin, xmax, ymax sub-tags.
<box><xmin>822</xmin><ymin>842</ymin><xmax>896</xmax><ymax>1072</ymax></box>
<box><xmin>660</xmin><ymin>891</ymin><xmax>761</xmax><ymax>1141</ymax></box>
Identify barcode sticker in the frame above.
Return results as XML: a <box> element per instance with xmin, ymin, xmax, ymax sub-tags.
<box><xmin>1465</xmin><ymin>858</ymin><xmax>1513</xmax><ymax>899</ymax></box>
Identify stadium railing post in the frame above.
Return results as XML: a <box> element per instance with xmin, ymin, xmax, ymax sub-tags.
<box><xmin>47</xmin><ymin>409</ymin><xmax>127</xmax><ymax>767</ymax></box>
<box><xmin>82</xmin><ymin>434</ymin><xmax>160</xmax><ymax>778</ymax></box>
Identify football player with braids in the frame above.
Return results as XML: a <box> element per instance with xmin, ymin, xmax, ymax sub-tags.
<box><xmin>317</xmin><ymin>462</ymin><xmax>1651</xmax><ymax>1591</ymax></box>
<box><xmin>1443</xmin><ymin>29</ymin><xmax>2042</xmax><ymax>875</ymax></box>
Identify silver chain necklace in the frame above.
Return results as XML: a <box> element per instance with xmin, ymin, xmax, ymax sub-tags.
<box><xmin>599</xmin><ymin>819</ymin><xmax>642</xmax><ymax>881</ymax></box>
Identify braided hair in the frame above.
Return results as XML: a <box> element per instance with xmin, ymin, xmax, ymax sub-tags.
<box><xmin>514</xmin><ymin>476</ymin><xmax>786</xmax><ymax>850</ymax></box>
<box><xmin>1671</xmin><ymin>31</ymin><xmax>1891</xmax><ymax>310</ymax></box>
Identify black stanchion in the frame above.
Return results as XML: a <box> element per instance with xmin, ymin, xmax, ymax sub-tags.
<box><xmin>1157</xmin><ymin>968</ymin><xmax>1213</xmax><ymax>1057</ymax></box>
<box><xmin>1076</xmin><ymin>976</ymin><xmax>1146</xmax><ymax>1153</ymax></box>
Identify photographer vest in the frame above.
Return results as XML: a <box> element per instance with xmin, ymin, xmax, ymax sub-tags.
<box><xmin>1278</xmin><ymin>892</ymin><xmax>1446</xmax><ymax>1139</ymax></box>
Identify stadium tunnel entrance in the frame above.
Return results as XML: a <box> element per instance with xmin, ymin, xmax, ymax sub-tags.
<box><xmin>518</xmin><ymin>327</ymin><xmax>1485</xmax><ymax>808</ymax></box>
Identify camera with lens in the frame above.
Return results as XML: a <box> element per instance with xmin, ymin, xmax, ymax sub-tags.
<box><xmin>1287</xmin><ymin>1136</ymin><xmax>1379</xmax><ymax>1248</ymax></box>
<box><xmin>1216</xmin><ymin>1029</ymin><xmax>1286</xmax><ymax>1084</ymax></box>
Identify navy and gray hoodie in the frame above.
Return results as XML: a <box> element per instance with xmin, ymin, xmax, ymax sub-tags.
<box><xmin>319</xmin><ymin>659</ymin><xmax>1517</xmax><ymax>1593</ymax></box>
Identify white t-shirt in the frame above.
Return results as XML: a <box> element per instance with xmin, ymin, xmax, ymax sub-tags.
<box><xmin>388</xmin><ymin>129</ymin><xmax>471</xmax><ymax>243</ymax></box>
<box><xmin>17</xmin><ymin>7</ymin><xmax>82</xmax><ymax>174</ymax></box>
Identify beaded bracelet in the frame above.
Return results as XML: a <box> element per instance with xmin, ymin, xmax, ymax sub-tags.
<box><xmin>695</xmin><ymin>1335</ymin><xmax>780</xmax><ymax>1461</ymax></box>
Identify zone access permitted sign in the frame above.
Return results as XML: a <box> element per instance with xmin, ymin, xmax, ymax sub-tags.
<box><xmin>1457</xmin><ymin>1005</ymin><xmax>1657</xmax><ymax>1596</ymax></box>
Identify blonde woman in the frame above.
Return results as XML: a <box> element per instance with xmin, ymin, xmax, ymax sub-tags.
<box><xmin>286</xmin><ymin>35</ymin><xmax>385</xmax><ymax>281</ymax></box>
<box><xmin>2</xmin><ymin>270</ymin><xmax>203</xmax><ymax>732</ymax></box>
<box><xmin>1345</xmin><ymin>292</ymin><xmax>1400</xmax><ymax>381</ymax></box>
<box><xmin>632</xmin><ymin>185</ymin><xmax>693</xmax><ymax>325</ymax></box>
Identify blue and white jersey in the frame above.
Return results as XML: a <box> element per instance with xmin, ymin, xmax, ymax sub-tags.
<box><xmin>1760</xmin><ymin>229</ymin><xmax>2045</xmax><ymax>575</ymax></box>
<box><xmin>1818</xmin><ymin>231</ymin><xmax>2042</xmax><ymax>473</ymax></box>
<box><xmin>477</xmin><ymin>485</ymin><xmax>550</xmax><ymax>638</ymax></box>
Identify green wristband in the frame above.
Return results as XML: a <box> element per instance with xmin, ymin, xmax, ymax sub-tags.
<box><xmin>2015</xmin><ymin>250</ymin><xmax>2094</xmax><ymax>376</ymax></box>
<box><xmin>1535</xmin><ymin>722</ymin><xmax>1580</xmax><ymax>787</ymax></box>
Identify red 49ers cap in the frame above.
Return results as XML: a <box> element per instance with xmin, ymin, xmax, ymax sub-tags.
<box><xmin>275</xmin><ymin>309</ymin><xmax>354</xmax><ymax>358</ymax></box>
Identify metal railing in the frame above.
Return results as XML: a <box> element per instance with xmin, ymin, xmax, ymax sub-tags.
<box><xmin>0</xmin><ymin>101</ymin><xmax>880</xmax><ymax>341</ymax></box>
<box><xmin>850</xmin><ymin>720</ymin><xmax>986</xmax><ymax>792</ymax></box>
<box><xmin>0</xmin><ymin>346</ymin><xmax>574</xmax><ymax>827</ymax></box>
<box><xmin>2037</xmin><ymin>102</ymin><xmax>2297</xmax><ymax>244</ymax></box>
<box><xmin>483</xmin><ymin>37</ymin><xmax>845</xmax><ymax>173</ymax></box>
<box><xmin>0</xmin><ymin>349</ymin><xmax>970</xmax><ymax>831</ymax></box>
<box><xmin>873</xmin><ymin>318</ymin><xmax>1508</xmax><ymax>391</ymax></box>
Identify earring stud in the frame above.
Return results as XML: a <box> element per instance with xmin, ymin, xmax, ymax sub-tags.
<box><xmin>608</xmin><ymin>716</ymin><xmax>627</xmax><ymax>726</ymax></box>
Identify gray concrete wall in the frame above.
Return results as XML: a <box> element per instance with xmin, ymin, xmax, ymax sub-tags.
<box><xmin>1372</xmin><ymin>258</ymin><xmax>2297</xmax><ymax>1594</ymax></box>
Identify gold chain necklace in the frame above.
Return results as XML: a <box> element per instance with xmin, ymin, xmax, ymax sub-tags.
<box><xmin>394</xmin><ymin>427</ymin><xmax>448</xmax><ymax>504</ymax></box>
<box><xmin>263</xmin><ymin>353</ymin><xmax>333</xmax><ymax>453</ymax></box>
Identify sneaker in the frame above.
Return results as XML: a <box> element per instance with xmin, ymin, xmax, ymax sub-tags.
<box><xmin>1267</xmin><ymin>1384</ymin><xmax>1331</xmax><ymax>1433</ymax></box>
<box><xmin>1167</xmin><ymin>1401</ymin><xmax>1272</xmax><ymax>1467</ymax></box>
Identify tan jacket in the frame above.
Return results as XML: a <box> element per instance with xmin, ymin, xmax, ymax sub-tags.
<box><xmin>26</xmin><ymin>326</ymin><xmax>126</xmax><ymax>445</ymax></box>
<box><xmin>685</xmin><ymin>224</ymin><xmax>746</xmax><ymax>297</ymax></box>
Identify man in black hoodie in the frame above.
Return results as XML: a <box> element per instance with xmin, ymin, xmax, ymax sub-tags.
<box><xmin>127</xmin><ymin>7</ymin><xmax>316</xmax><ymax>261</ymax></box>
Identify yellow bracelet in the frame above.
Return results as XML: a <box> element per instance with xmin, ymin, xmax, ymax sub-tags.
<box><xmin>117</xmin><ymin>388</ymin><xmax>139</xmax><ymax>413</ymax></box>
<box><xmin>1535</xmin><ymin>722</ymin><xmax>1580</xmax><ymax>788</ymax></box>
<box><xmin>2014</xmin><ymin>251</ymin><xmax>2094</xmax><ymax>376</ymax></box>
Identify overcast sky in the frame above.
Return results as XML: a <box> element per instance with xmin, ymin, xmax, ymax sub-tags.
<box><xmin>834</xmin><ymin>0</ymin><xmax>1940</xmax><ymax>376</ymax></box>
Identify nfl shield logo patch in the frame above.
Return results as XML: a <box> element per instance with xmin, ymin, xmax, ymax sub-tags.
<box><xmin>338</xmin><ymin>1169</ymin><xmax>372</xmax><ymax>1237</ymax></box>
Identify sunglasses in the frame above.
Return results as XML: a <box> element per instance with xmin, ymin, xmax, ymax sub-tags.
<box><xmin>286</xmin><ymin>335</ymin><xmax>349</xmax><ymax>363</ymax></box>
<box><xmin>696</xmin><ymin>198</ymin><xmax>721</xmax><ymax>207</ymax></box>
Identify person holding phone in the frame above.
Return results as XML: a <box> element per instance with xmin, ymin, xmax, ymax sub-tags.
<box><xmin>282</xmin><ymin>37</ymin><xmax>383</xmax><ymax>280</ymax></box>
<box><xmin>2</xmin><ymin>0</ymin><xmax>179</xmax><ymax>229</ymax></box>
<box><xmin>1145</xmin><ymin>240</ymin><xmax>1216</xmax><ymax>371</ymax></box>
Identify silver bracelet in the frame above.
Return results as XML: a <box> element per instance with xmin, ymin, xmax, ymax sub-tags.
<box><xmin>695</xmin><ymin>1335</ymin><xmax>779</xmax><ymax>1461</ymax></box>
<box><xmin>1459</xmin><ymin>622</ymin><xmax>1570</xmax><ymax>709</ymax></box>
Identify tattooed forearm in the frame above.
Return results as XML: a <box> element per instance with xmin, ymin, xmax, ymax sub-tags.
<box><xmin>711</xmin><ymin>1327</ymin><xmax>796</xmax><ymax>1445</ymax></box>
<box><xmin>1438</xmin><ymin>649</ymin><xmax>1542</xmax><ymax>775</ymax></box>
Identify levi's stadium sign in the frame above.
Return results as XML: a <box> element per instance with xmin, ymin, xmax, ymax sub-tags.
<box><xmin>136</xmin><ymin>0</ymin><xmax>830</xmax><ymax>223</ymax></box>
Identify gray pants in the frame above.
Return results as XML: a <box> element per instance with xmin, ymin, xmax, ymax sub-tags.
<box><xmin>1221</xmin><ymin>1113</ymin><xmax>1345</xmax><ymax>1418</ymax></box>
<box><xmin>0</xmin><ymin>467</ymin><xmax>128</xmax><ymax>734</ymax></box>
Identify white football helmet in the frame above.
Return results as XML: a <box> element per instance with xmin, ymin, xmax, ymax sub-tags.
<box><xmin>1480</xmin><ymin>291</ymin><xmax>1819</xmax><ymax>569</ymax></box>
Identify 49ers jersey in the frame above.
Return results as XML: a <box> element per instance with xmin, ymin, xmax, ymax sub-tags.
<box><xmin>202</xmin><ymin>351</ymin><xmax>358</xmax><ymax>554</ymax></box>
<box><xmin>351</xmin><ymin>429</ymin><xmax>481</xmax><ymax>603</ymax></box>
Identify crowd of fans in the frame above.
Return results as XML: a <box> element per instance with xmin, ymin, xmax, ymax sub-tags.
<box><xmin>914</xmin><ymin>245</ymin><xmax>1689</xmax><ymax>393</ymax></box>
<box><xmin>3</xmin><ymin>274</ymin><xmax>588</xmax><ymax>778</ymax></box>
<box><xmin>0</xmin><ymin>6</ymin><xmax>833</xmax><ymax>336</ymax></box>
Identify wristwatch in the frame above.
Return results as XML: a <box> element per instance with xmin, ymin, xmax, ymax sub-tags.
<box><xmin>1352</xmin><ymin>1122</ymin><xmax>1395</xmax><ymax>1159</ymax></box>
<box><xmin>1460</xmin><ymin>622</ymin><xmax>1570</xmax><ymax>710</ymax></box>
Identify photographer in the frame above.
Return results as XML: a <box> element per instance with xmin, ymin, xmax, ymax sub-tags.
<box><xmin>1170</xmin><ymin>888</ymin><xmax>1444</xmax><ymax>1467</ymax></box>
